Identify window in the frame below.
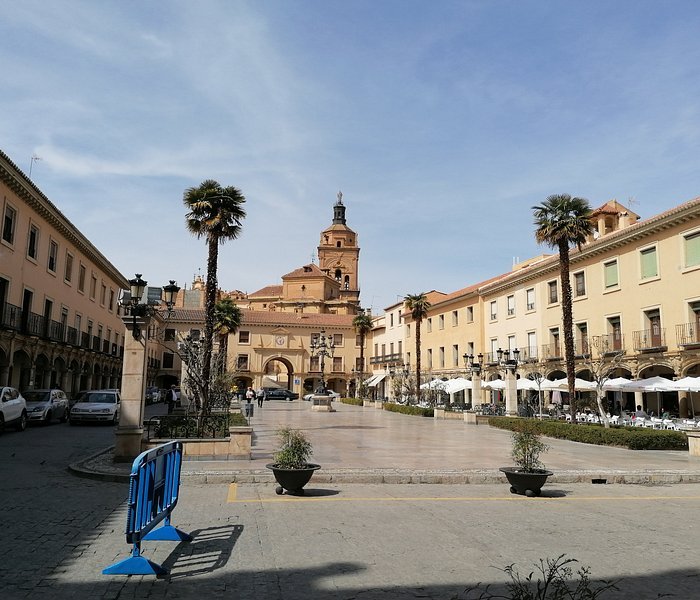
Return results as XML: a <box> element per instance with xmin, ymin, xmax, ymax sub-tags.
<box><xmin>467</xmin><ymin>306</ymin><xmax>474</xmax><ymax>322</ymax></box>
<box><xmin>574</xmin><ymin>271</ymin><xmax>586</xmax><ymax>297</ymax></box>
<box><xmin>332</xmin><ymin>357</ymin><xmax>342</xmax><ymax>371</ymax></box>
<box><xmin>355</xmin><ymin>357</ymin><xmax>363</xmax><ymax>371</ymax></box>
<box><xmin>640</xmin><ymin>246</ymin><xmax>658</xmax><ymax>279</ymax></box>
<box><xmin>548</xmin><ymin>281</ymin><xmax>558</xmax><ymax>304</ymax></box>
<box><xmin>332</xmin><ymin>333</ymin><xmax>343</xmax><ymax>346</ymax></box>
<box><xmin>490</xmin><ymin>301</ymin><xmax>497</xmax><ymax>320</ymax></box>
<box><xmin>607</xmin><ymin>316</ymin><xmax>622</xmax><ymax>351</ymax></box>
<box><xmin>356</xmin><ymin>334</ymin><xmax>362</xmax><ymax>346</ymax></box>
<box><xmin>27</xmin><ymin>224</ymin><xmax>39</xmax><ymax>259</ymax></box>
<box><xmin>2</xmin><ymin>204</ymin><xmax>16</xmax><ymax>244</ymax></box>
<box><xmin>439</xmin><ymin>347</ymin><xmax>445</xmax><ymax>368</ymax></box>
<box><xmin>236</xmin><ymin>354</ymin><xmax>249</xmax><ymax>370</ymax></box>
<box><xmin>390</xmin><ymin>342</ymin><xmax>394</xmax><ymax>355</ymax></box>
<box><xmin>109</xmin><ymin>289</ymin><xmax>115</xmax><ymax>311</ymax></box>
<box><xmin>684</xmin><ymin>231</ymin><xmax>700</xmax><ymax>268</ymax></box>
<box><xmin>239</xmin><ymin>331</ymin><xmax>250</xmax><ymax>344</ymax></box>
<box><xmin>390</xmin><ymin>313</ymin><xmax>394</xmax><ymax>327</ymax></box>
<box><xmin>64</xmin><ymin>252</ymin><xmax>73</xmax><ymax>282</ymax></box>
<box><xmin>190</xmin><ymin>329</ymin><xmax>201</xmax><ymax>340</ymax></box>
<box><xmin>100</xmin><ymin>283</ymin><xmax>106</xmax><ymax>306</ymax></box>
<box><xmin>398</xmin><ymin>340</ymin><xmax>402</xmax><ymax>356</ymax></box>
<box><xmin>604</xmin><ymin>259</ymin><xmax>619</xmax><ymax>289</ymax></box>
<box><xmin>507</xmin><ymin>295</ymin><xmax>515</xmax><ymax>316</ymax></box>
<box><xmin>527</xmin><ymin>332</ymin><xmax>537</xmax><ymax>359</ymax></box>
<box><xmin>526</xmin><ymin>288</ymin><xmax>535</xmax><ymax>311</ymax></box>
<box><xmin>550</xmin><ymin>328</ymin><xmax>561</xmax><ymax>357</ymax></box>
<box><xmin>163</xmin><ymin>353</ymin><xmax>174</xmax><ymax>369</ymax></box>
<box><xmin>452</xmin><ymin>310</ymin><xmax>458</xmax><ymax>326</ymax></box>
<box><xmin>576</xmin><ymin>323</ymin><xmax>588</xmax><ymax>355</ymax></box>
<box><xmin>90</xmin><ymin>274</ymin><xmax>97</xmax><ymax>299</ymax></box>
<box><xmin>452</xmin><ymin>344</ymin><xmax>459</xmax><ymax>367</ymax></box>
<box><xmin>164</xmin><ymin>328</ymin><xmax>176</xmax><ymax>341</ymax></box>
<box><xmin>310</xmin><ymin>356</ymin><xmax>320</xmax><ymax>371</ymax></box>
<box><xmin>644</xmin><ymin>309</ymin><xmax>663</xmax><ymax>347</ymax></box>
<box><xmin>438</xmin><ymin>315</ymin><xmax>444</xmax><ymax>330</ymax></box>
<box><xmin>427</xmin><ymin>349</ymin><xmax>433</xmax><ymax>368</ymax></box>
<box><xmin>507</xmin><ymin>335</ymin><xmax>516</xmax><ymax>353</ymax></box>
<box><xmin>78</xmin><ymin>264</ymin><xmax>86</xmax><ymax>292</ymax></box>
<box><xmin>427</xmin><ymin>318</ymin><xmax>432</xmax><ymax>333</ymax></box>
<box><xmin>48</xmin><ymin>239</ymin><xmax>58</xmax><ymax>272</ymax></box>
<box><xmin>406</xmin><ymin>323</ymin><xmax>411</xmax><ymax>337</ymax></box>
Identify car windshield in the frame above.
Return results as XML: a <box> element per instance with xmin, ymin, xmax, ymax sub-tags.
<box><xmin>23</xmin><ymin>391</ymin><xmax>50</xmax><ymax>402</ymax></box>
<box><xmin>83</xmin><ymin>392</ymin><xmax>116</xmax><ymax>404</ymax></box>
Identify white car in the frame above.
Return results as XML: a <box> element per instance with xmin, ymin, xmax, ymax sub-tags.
<box><xmin>0</xmin><ymin>386</ymin><xmax>28</xmax><ymax>432</ymax></box>
<box><xmin>23</xmin><ymin>389</ymin><xmax>70</xmax><ymax>424</ymax></box>
<box><xmin>69</xmin><ymin>390</ymin><xmax>121</xmax><ymax>425</ymax></box>
<box><xmin>303</xmin><ymin>390</ymin><xmax>341</xmax><ymax>401</ymax></box>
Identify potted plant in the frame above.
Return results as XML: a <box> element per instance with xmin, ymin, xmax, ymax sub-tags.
<box><xmin>266</xmin><ymin>427</ymin><xmax>321</xmax><ymax>495</ymax></box>
<box><xmin>499</xmin><ymin>422</ymin><xmax>552</xmax><ymax>497</ymax></box>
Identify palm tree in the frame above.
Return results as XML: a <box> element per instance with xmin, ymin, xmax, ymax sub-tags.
<box><xmin>404</xmin><ymin>293</ymin><xmax>431</xmax><ymax>403</ymax></box>
<box><xmin>184</xmin><ymin>180</ymin><xmax>246</xmax><ymax>415</ymax></box>
<box><xmin>214</xmin><ymin>297</ymin><xmax>242</xmax><ymax>368</ymax></box>
<box><xmin>533</xmin><ymin>194</ymin><xmax>593</xmax><ymax>414</ymax></box>
<box><xmin>352</xmin><ymin>309</ymin><xmax>373</xmax><ymax>395</ymax></box>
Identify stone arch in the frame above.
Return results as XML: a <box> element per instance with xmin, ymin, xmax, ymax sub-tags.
<box><xmin>11</xmin><ymin>348</ymin><xmax>32</xmax><ymax>390</ymax></box>
<box><xmin>262</xmin><ymin>356</ymin><xmax>295</xmax><ymax>390</ymax></box>
<box><xmin>0</xmin><ymin>344</ymin><xmax>9</xmax><ymax>386</ymax></box>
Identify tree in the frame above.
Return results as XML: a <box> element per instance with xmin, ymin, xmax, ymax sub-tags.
<box><xmin>581</xmin><ymin>336</ymin><xmax>626</xmax><ymax>428</ymax></box>
<box><xmin>214</xmin><ymin>297</ymin><xmax>242</xmax><ymax>366</ymax></box>
<box><xmin>404</xmin><ymin>293</ymin><xmax>431</xmax><ymax>403</ymax></box>
<box><xmin>352</xmin><ymin>309</ymin><xmax>373</xmax><ymax>395</ymax></box>
<box><xmin>184</xmin><ymin>180</ymin><xmax>246</xmax><ymax>415</ymax></box>
<box><xmin>533</xmin><ymin>194</ymin><xmax>592</xmax><ymax>415</ymax></box>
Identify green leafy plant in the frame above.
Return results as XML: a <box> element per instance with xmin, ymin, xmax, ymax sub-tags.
<box><xmin>461</xmin><ymin>554</ymin><xmax>620</xmax><ymax>600</ymax></box>
<box><xmin>273</xmin><ymin>427</ymin><xmax>313</xmax><ymax>469</ymax></box>
<box><xmin>511</xmin><ymin>422</ymin><xmax>549</xmax><ymax>473</ymax></box>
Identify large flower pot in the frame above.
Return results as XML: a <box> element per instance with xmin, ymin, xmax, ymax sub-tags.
<box><xmin>266</xmin><ymin>463</ymin><xmax>321</xmax><ymax>495</ymax></box>
<box><xmin>499</xmin><ymin>467</ymin><xmax>553</xmax><ymax>497</ymax></box>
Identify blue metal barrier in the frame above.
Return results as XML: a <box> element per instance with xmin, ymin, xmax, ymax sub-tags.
<box><xmin>103</xmin><ymin>441</ymin><xmax>192</xmax><ymax>576</ymax></box>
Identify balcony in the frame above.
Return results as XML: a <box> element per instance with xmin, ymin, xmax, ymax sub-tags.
<box><xmin>574</xmin><ymin>337</ymin><xmax>589</xmax><ymax>357</ymax></box>
<box><xmin>597</xmin><ymin>333</ymin><xmax>624</xmax><ymax>355</ymax></box>
<box><xmin>677</xmin><ymin>322</ymin><xmax>700</xmax><ymax>349</ymax></box>
<box><xmin>0</xmin><ymin>302</ymin><xmax>22</xmax><ymax>330</ymax></box>
<box><xmin>541</xmin><ymin>343</ymin><xmax>562</xmax><ymax>361</ymax></box>
<box><xmin>369</xmin><ymin>353</ymin><xmax>402</xmax><ymax>365</ymax></box>
<box><xmin>518</xmin><ymin>346</ymin><xmax>538</xmax><ymax>363</ymax></box>
<box><xmin>633</xmin><ymin>328</ymin><xmax>667</xmax><ymax>353</ymax></box>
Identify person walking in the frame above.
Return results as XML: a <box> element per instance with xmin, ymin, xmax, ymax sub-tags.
<box><xmin>257</xmin><ymin>388</ymin><xmax>265</xmax><ymax>408</ymax></box>
<box><xmin>166</xmin><ymin>385</ymin><xmax>176</xmax><ymax>414</ymax></box>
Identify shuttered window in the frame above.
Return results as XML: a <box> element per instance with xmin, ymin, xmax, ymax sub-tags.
<box><xmin>604</xmin><ymin>260</ymin><xmax>618</xmax><ymax>288</ymax></box>
<box><xmin>640</xmin><ymin>247</ymin><xmax>658</xmax><ymax>279</ymax></box>
<box><xmin>685</xmin><ymin>231</ymin><xmax>700</xmax><ymax>268</ymax></box>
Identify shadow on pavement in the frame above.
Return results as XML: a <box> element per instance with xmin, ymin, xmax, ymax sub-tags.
<box><xmin>161</xmin><ymin>524</ymin><xmax>243</xmax><ymax>579</ymax></box>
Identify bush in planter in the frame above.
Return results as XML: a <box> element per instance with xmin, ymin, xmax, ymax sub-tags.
<box><xmin>511</xmin><ymin>421</ymin><xmax>550</xmax><ymax>472</ymax></box>
<box><xmin>382</xmin><ymin>403</ymin><xmax>433</xmax><ymax>417</ymax></box>
<box><xmin>273</xmin><ymin>427</ymin><xmax>313</xmax><ymax>469</ymax></box>
<box><xmin>341</xmin><ymin>397</ymin><xmax>364</xmax><ymax>406</ymax></box>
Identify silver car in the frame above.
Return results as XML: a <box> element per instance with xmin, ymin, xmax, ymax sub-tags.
<box><xmin>23</xmin><ymin>389</ymin><xmax>69</xmax><ymax>424</ymax></box>
<box><xmin>69</xmin><ymin>390</ymin><xmax>121</xmax><ymax>425</ymax></box>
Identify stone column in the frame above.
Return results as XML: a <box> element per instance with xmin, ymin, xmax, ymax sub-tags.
<box><xmin>505</xmin><ymin>368</ymin><xmax>518</xmax><ymax>416</ymax></box>
<box><xmin>114</xmin><ymin>314</ymin><xmax>150</xmax><ymax>463</ymax></box>
<box><xmin>471</xmin><ymin>372</ymin><xmax>482</xmax><ymax>409</ymax></box>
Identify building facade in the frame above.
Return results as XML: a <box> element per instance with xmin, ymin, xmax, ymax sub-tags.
<box><xmin>0</xmin><ymin>149</ymin><xmax>128</xmax><ymax>394</ymax></box>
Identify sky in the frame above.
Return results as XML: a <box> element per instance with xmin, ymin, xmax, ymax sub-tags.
<box><xmin>2</xmin><ymin>1</ymin><xmax>700</xmax><ymax>314</ymax></box>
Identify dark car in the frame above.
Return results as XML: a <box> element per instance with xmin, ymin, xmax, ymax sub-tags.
<box><xmin>263</xmin><ymin>388</ymin><xmax>299</xmax><ymax>401</ymax></box>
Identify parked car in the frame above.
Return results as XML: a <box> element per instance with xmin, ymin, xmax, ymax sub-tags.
<box><xmin>23</xmin><ymin>389</ymin><xmax>69</xmax><ymax>424</ymax></box>
<box><xmin>0</xmin><ymin>387</ymin><xmax>28</xmax><ymax>432</ymax></box>
<box><xmin>145</xmin><ymin>386</ymin><xmax>162</xmax><ymax>405</ymax></box>
<box><xmin>263</xmin><ymin>388</ymin><xmax>299</xmax><ymax>401</ymax></box>
<box><xmin>69</xmin><ymin>389</ymin><xmax>121</xmax><ymax>425</ymax></box>
<box><xmin>303</xmin><ymin>390</ymin><xmax>340</xmax><ymax>401</ymax></box>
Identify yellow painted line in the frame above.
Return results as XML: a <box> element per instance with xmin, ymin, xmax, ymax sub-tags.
<box><xmin>227</xmin><ymin>483</ymin><xmax>238</xmax><ymax>502</ymax></box>
<box><xmin>227</xmin><ymin>494</ymin><xmax>700</xmax><ymax>504</ymax></box>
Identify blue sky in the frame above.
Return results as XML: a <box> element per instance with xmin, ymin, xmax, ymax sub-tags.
<box><xmin>2</xmin><ymin>1</ymin><xmax>700</xmax><ymax>313</ymax></box>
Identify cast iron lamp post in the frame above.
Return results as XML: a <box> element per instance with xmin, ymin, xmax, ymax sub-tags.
<box><xmin>310</xmin><ymin>329</ymin><xmax>335</xmax><ymax>393</ymax></box>
<box><xmin>114</xmin><ymin>274</ymin><xmax>180</xmax><ymax>463</ymax></box>
<box><xmin>497</xmin><ymin>347</ymin><xmax>520</xmax><ymax>416</ymax></box>
<box><xmin>463</xmin><ymin>353</ymin><xmax>483</xmax><ymax>410</ymax></box>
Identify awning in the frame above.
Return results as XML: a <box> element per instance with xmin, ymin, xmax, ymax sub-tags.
<box><xmin>367</xmin><ymin>373</ymin><xmax>387</xmax><ymax>388</ymax></box>
<box><xmin>363</xmin><ymin>374</ymin><xmax>380</xmax><ymax>386</ymax></box>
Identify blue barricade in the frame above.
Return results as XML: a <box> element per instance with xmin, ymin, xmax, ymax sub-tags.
<box><xmin>103</xmin><ymin>441</ymin><xmax>192</xmax><ymax>576</ymax></box>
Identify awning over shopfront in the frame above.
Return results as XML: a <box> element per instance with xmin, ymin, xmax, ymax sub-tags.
<box><xmin>367</xmin><ymin>373</ymin><xmax>387</xmax><ymax>388</ymax></box>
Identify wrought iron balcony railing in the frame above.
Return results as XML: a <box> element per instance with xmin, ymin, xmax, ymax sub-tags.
<box><xmin>633</xmin><ymin>328</ymin><xmax>666</xmax><ymax>352</ymax></box>
<box><xmin>677</xmin><ymin>322</ymin><xmax>700</xmax><ymax>347</ymax></box>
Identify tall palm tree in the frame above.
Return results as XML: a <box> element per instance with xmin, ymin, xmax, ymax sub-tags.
<box><xmin>533</xmin><ymin>194</ymin><xmax>593</xmax><ymax>413</ymax></box>
<box><xmin>352</xmin><ymin>309</ymin><xmax>373</xmax><ymax>394</ymax></box>
<box><xmin>214</xmin><ymin>297</ymin><xmax>242</xmax><ymax>368</ymax></box>
<box><xmin>404</xmin><ymin>293</ymin><xmax>431</xmax><ymax>403</ymax></box>
<box><xmin>184</xmin><ymin>180</ymin><xmax>246</xmax><ymax>414</ymax></box>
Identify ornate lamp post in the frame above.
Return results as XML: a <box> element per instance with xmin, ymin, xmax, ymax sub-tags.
<box><xmin>310</xmin><ymin>329</ymin><xmax>335</xmax><ymax>393</ymax></box>
<box><xmin>463</xmin><ymin>353</ymin><xmax>483</xmax><ymax>410</ymax></box>
<box><xmin>115</xmin><ymin>274</ymin><xmax>179</xmax><ymax>462</ymax></box>
<box><xmin>497</xmin><ymin>347</ymin><xmax>520</xmax><ymax>416</ymax></box>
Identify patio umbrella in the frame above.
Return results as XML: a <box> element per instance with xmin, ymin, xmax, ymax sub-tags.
<box><xmin>602</xmin><ymin>377</ymin><xmax>632</xmax><ymax>391</ymax></box>
<box><xmin>619</xmin><ymin>376</ymin><xmax>676</xmax><ymax>392</ymax></box>
<box><xmin>667</xmin><ymin>376</ymin><xmax>700</xmax><ymax>392</ymax></box>
<box><xmin>443</xmin><ymin>378</ymin><xmax>472</xmax><ymax>394</ymax></box>
<box><xmin>541</xmin><ymin>377</ymin><xmax>596</xmax><ymax>391</ymax></box>
<box><xmin>517</xmin><ymin>378</ymin><xmax>539</xmax><ymax>391</ymax></box>
<box><xmin>482</xmin><ymin>378</ymin><xmax>505</xmax><ymax>390</ymax></box>
<box><xmin>420</xmin><ymin>379</ymin><xmax>446</xmax><ymax>390</ymax></box>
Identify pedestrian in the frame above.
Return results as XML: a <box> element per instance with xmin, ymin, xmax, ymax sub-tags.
<box><xmin>166</xmin><ymin>385</ymin><xmax>176</xmax><ymax>414</ymax></box>
<box><xmin>257</xmin><ymin>388</ymin><xmax>265</xmax><ymax>408</ymax></box>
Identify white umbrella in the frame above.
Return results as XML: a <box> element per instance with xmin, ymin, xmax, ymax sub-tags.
<box><xmin>420</xmin><ymin>379</ymin><xmax>446</xmax><ymax>390</ymax></box>
<box><xmin>602</xmin><ymin>377</ymin><xmax>632</xmax><ymax>391</ymax></box>
<box><xmin>619</xmin><ymin>376</ymin><xmax>676</xmax><ymax>392</ymax></box>
<box><xmin>517</xmin><ymin>378</ymin><xmax>539</xmax><ymax>391</ymax></box>
<box><xmin>443</xmin><ymin>378</ymin><xmax>472</xmax><ymax>394</ymax></box>
<box><xmin>542</xmin><ymin>377</ymin><xmax>596</xmax><ymax>391</ymax></box>
<box><xmin>667</xmin><ymin>376</ymin><xmax>700</xmax><ymax>392</ymax></box>
<box><xmin>482</xmin><ymin>378</ymin><xmax>505</xmax><ymax>390</ymax></box>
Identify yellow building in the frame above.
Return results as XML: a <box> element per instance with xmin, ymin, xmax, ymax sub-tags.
<box><xmin>374</xmin><ymin>197</ymin><xmax>700</xmax><ymax>415</ymax></box>
<box><xmin>0</xmin><ymin>149</ymin><xmax>128</xmax><ymax>394</ymax></box>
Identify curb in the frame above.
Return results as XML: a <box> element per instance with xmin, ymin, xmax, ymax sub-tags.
<box><xmin>67</xmin><ymin>446</ymin><xmax>132</xmax><ymax>484</ymax></box>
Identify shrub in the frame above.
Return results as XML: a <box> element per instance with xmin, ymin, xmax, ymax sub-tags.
<box><xmin>488</xmin><ymin>417</ymin><xmax>688</xmax><ymax>450</ymax></box>
<box><xmin>340</xmin><ymin>397</ymin><xmax>364</xmax><ymax>406</ymax></box>
<box><xmin>229</xmin><ymin>412</ymin><xmax>249</xmax><ymax>427</ymax></box>
<box><xmin>382</xmin><ymin>402</ymin><xmax>433</xmax><ymax>417</ymax></box>
<box><xmin>272</xmin><ymin>427</ymin><xmax>313</xmax><ymax>469</ymax></box>
<box><xmin>510</xmin><ymin>421</ymin><xmax>549</xmax><ymax>472</ymax></box>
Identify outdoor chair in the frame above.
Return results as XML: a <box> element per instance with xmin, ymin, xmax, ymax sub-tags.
<box><xmin>663</xmin><ymin>419</ymin><xmax>678</xmax><ymax>430</ymax></box>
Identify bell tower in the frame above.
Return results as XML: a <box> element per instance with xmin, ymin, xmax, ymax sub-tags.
<box><xmin>318</xmin><ymin>191</ymin><xmax>360</xmax><ymax>308</ymax></box>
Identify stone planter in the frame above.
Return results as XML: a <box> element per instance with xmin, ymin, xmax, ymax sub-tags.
<box><xmin>464</xmin><ymin>411</ymin><xmax>478</xmax><ymax>425</ymax></box>
<box><xmin>311</xmin><ymin>395</ymin><xmax>335</xmax><ymax>412</ymax></box>
<box><xmin>266</xmin><ymin>463</ymin><xmax>321</xmax><ymax>495</ymax></box>
<box><xmin>499</xmin><ymin>467</ymin><xmax>553</xmax><ymax>497</ymax></box>
<box><xmin>686</xmin><ymin>430</ymin><xmax>700</xmax><ymax>456</ymax></box>
<box><xmin>374</xmin><ymin>400</ymin><xmax>383</xmax><ymax>409</ymax></box>
<box><xmin>362</xmin><ymin>399</ymin><xmax>374</xmax><ymax>407</ymax></box>
<box><xmin>142</xmin><ymin>425</ymin><xmax>252</xmax><ymax>460</ymax></box>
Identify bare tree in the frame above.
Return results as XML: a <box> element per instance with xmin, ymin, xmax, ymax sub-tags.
<box><xmin>580</xmin><ymin>336</ymin><xmax>626</xmax><ymax>428</ymax></box>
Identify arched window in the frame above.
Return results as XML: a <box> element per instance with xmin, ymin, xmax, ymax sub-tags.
<box><xmin>344</xmin><ymin>275</ymin><xmax>350</xmax><ymax>290</ymax></box>
<box><xmin>334</xmin><ymin>269</ymin><xmax>342</xmax><ymax>281</ymax></box>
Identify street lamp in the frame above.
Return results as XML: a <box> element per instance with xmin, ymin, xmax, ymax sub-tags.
<box><xmin>463</xmin><ymin>353</ymin><xmax>483</xmax><ymax>409</ymax></box>
<box><xmin>310</xmin><ymin>329</ymin><xmax>335</xmax><ymax>393</ymax></box>
<box><xmin>497</xmin><ymin>347</ymin><xmax>521</xmax><ymax>416</ymax></box>
<box><xmin>122</xmin><ymin>274</ymin><xmax>180</xmax><ymax>340</ymax></box>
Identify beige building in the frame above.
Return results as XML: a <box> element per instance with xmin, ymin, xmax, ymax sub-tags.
<box><xmin>0</xmin><ymin>149</ymin><xmax>128</xmax><ymax>394</ymax></box>
<box><xmin>372</xmin><ymin>197</ymin><xmax>700</xmax><ymax>415</ymax></box>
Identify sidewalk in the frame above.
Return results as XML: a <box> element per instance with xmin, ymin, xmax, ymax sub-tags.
<box><xmin>70</xmin><ymin>400</ymin><xmax>700</xmax><ymax>485</ymax></box>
